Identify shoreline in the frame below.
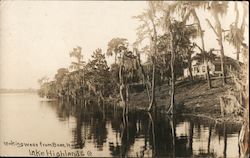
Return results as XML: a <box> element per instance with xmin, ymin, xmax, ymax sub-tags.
<box><xmin>127</xmin><ymin>78</ymin><xmax>243</xmax><ymax>125</ymax></box>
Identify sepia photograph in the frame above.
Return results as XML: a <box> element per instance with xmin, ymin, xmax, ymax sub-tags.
<box><xmin>0</xmin><ymin>0</ymin><xmax>249</xmax><ymax>157</ymax></box>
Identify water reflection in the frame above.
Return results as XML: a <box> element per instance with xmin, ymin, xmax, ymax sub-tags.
<box><xmin>45</xmin><ymin>101</ymin><xmax>241</xmax><ymax>157</ymax></box>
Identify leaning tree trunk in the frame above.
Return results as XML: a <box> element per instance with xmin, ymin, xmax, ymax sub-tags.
<box><xmin>192</xmin><ymin>10</ymin><xmax>211</xmax><ymax>89</ymax></box>
<box><xmin>148</xmin><ymin>57</ymin><xmax>156</xmax><ymax>111</ymax></box>
<box><xmin>148</xmin><ymin>16</ymin><xmax>158</xmax><ymax>111</ymax></box>
<box><xmin>218</xmin><ymin>36</ymin><xmax>226</xmax><ymax>85</ymax></box>
<box><xmin>215</xmin><ymin>14</ymin><xmax>226</xmax><ymax>86</ymax></box>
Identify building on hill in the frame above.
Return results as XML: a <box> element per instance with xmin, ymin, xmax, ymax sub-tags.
<box><xmin>183</xmin><ymin>53</ymin><xmax>242</xmax><ymax>79</ymax></box>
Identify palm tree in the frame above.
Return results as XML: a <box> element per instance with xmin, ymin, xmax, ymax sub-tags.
<box><xmin>107</xmin><ymin>38</ymin><xmax>128</xmax><ymax>64</ymax></box>
<box><xmin>206</xmin><ymin>1</ymin><xmax>229</xmax><ymax>86</ymax></box>
<box><xmin>174</xmin><ymin>1</ymin><xmax>212</xmax><ymax>88</ymax></box>
<box><xmin>225</xmin><ymin>2</ymin><xmax>248</xmax><ymax>61</ymax></box>
<box><xmin>193</xmin><ymin>44</ymin><xmax>217</xmax><ymax>68</ymax></box>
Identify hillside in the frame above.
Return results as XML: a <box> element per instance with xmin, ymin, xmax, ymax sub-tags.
<box><xmin>129</xmin><ymin>78</ymin><xmax>242</xmax><ymax>122</ymax></box>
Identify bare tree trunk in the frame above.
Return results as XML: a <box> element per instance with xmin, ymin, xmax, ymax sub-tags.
<box><xmin>192</xmin><ymin>10</ymin><xmax>211</xmax><ymax>89</ymax></box>
<box><xmin>148</xmin><ymin>58</ymin><xmax>156</xmax><ymax>111</ymax></box>
<box><xmin>170</xmin><ymin>54</ymin><xmax>175</xmax><ymax>114</ymax></box>
<box><xmin>167</xmin><ymin>33</ymin><xmax>175</xmax><ymax>114</ymax></box>
<box><xmin>120</xmin><ymin>84</ymin><xmax>126</xmax><ymax>116</ymax></box>
<box><xmin>188</xmin><ymin>60</ymin><xmax>193</xmax><ymax>81</ymax></box>
<box><xmin>146</xmin><ymin>83</ymin><xmax>151</xmax><ymax>102</ymax></box>
<box><xmin>148</xmin><ymin>13</ymin><xmax>158</xmax><ymax>111</ymax></box>
<box><xmin>119</xmin><ymin>62</ymin><xmax>126</xmax><ymax>116</ymax></box>
<box><xmin>214</xmin><ymin>14</ymin><xmax>226</xmax><ymax>85</ymax></box>
<box><xmin>219</xmin><ymin>39</ymin><xmax>226</xmax><ymax>85</ymax></box>
<box><xmin>206</xmin><ymin>63</ymin><xmax>211</xmax><ymax>88</ymax></box>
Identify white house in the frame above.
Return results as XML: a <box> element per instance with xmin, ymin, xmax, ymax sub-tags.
<box><xmin>183</xmin><ymin>54</ymin><xmax>241</xmax><ymax>78</ymax></box>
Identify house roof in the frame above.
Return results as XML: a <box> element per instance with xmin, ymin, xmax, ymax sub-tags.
<box><xmin>193</xmin><ymin>52</ymin><xmax>242</xmax><ymax>64</ymax></box>
<box><xmin>192</xmin><ymin>52</ymin><xmax>243</xmax><ymax>71</ymax></box>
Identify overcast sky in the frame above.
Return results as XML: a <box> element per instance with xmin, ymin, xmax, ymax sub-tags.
<box><xmin>0</xmin><ymin>1</ymin><xmax>248</xmax><ymax>89</ymax></box>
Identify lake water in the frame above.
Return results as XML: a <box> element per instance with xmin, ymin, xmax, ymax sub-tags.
<box><xmin>0</xmin><ymin>93</ymin><xmax>242</xmax><ymax>157</ymax></box>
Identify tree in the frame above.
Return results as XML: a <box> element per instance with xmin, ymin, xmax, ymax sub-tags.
<box><xmin>133</xmin><ymin>47</ymin><xmax>151</xmax><ymax>101</ymax></box>
<box><xmin>85</xmin><ymin>48</ymin><xmax>110</xmax><ymax>104</ymax></box>
<box><xmin>107</xmin><ymin>38</ymin><xmax>128</xmax><ymax>64</ymax></box>
<box><xmin>174</xmin><ymin>1</ymin><xmax>212</xmax><ymax>88</ymax></box>
<box><xmin>206</xmin><ymin>2</ymin><xmax>229</xmax><ymax>86</ymax></box>
<box><xmin>239</xmin><ymin>44</ymin><xmax>249</xmax><ymax>157</ymax></box>
<box><xmin>156</xmin><ymin>32</ymin><xmax>191</xmax><ymax>82</ymax></box>
<box><xmin>134</xmin><ymin>1</ymin><xmax>165</xmax><ymax>111</ymax></box>
<box><xmin>38</xmin><ymin>80</ymin><xmax>57</xmax><ymax>99</ymax></box>
<box><xmin>224</xmin><ymin>3</ymin><xmax>249</xmax><ymax>155</ymax></box>
<box><xmin>106</xmin><ymin>38</ymin><xmax>130</xmax><ymax>115</ymax></box>
<box><xmin>163</xmin><ymin>21</ymin><xmax>197</xmax><ymax>114</ymax></box>
<box><xmin>61</xmin><ymin>73</ymin><xmax>70</xmax><ymax>101</ymax></box>
<box><xmin>185</xmin><ymin>43</ymin><xmax>196</xmax><ymax>81</ymax></box>
<box><xmin>38</xmin><ymin>76</ymin><xmax>49</xmax><ymax>86</ymax></box>
<box><xmin>69</xmin><ymin>46</ymin><xmax>85</xmax><ymax>71</ymax></box>
<box><xmin>69</xmin><ymin>46</ymin><xmax>85</xmax><ymax>102</ymax></box>
<box><xmin>225</xmin><ymin>2</ymin><xmax>248</xmax><ymax>61</ymax></box>
<box><xmin>192</xmin><ymin>46</ymin><xmax>217</xmax><ymax>67</ymax></box>
<box><xmin>38</xmin><ymin>76</ymin><xmax>49</xmax><ymax>98</ymax></box>
<box><xmin>54</xmin><ymin>68</ymin><xmax>69</xmax><ymax>98</ymax></box>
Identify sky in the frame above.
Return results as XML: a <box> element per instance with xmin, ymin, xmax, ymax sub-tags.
<box><xmin>0</xmin><ymin>1</ymin><xmax>248</xmax><ymax>89</ymax></box>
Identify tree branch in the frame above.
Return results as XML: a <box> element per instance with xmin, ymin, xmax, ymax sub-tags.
<box><xmin>193</xmin><ymin>43</ymin><xmax>203</xmax><ymax>52</ymax></box>
<box><xmin>206</xmin><ymin>19</ymin><xmax>219</xmax><ymax>37</ymax></box>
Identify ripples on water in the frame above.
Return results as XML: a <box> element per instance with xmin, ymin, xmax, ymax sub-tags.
<box><xmin>0</xmin><ymin>93</ymin><xmax>241</xmax><ymax>157</ymax></box>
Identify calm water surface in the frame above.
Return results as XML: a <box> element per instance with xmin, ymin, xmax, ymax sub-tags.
<box><xmin>0</xmin><ymin>93</ymin><xmax>242</xmax><ymax>157</ymax></box>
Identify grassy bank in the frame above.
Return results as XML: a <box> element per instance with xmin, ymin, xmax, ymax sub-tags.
<box><xmin>129</xmin><ymin>78</ymin><xmax>242</xmax><ymax>124</ymax></box>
